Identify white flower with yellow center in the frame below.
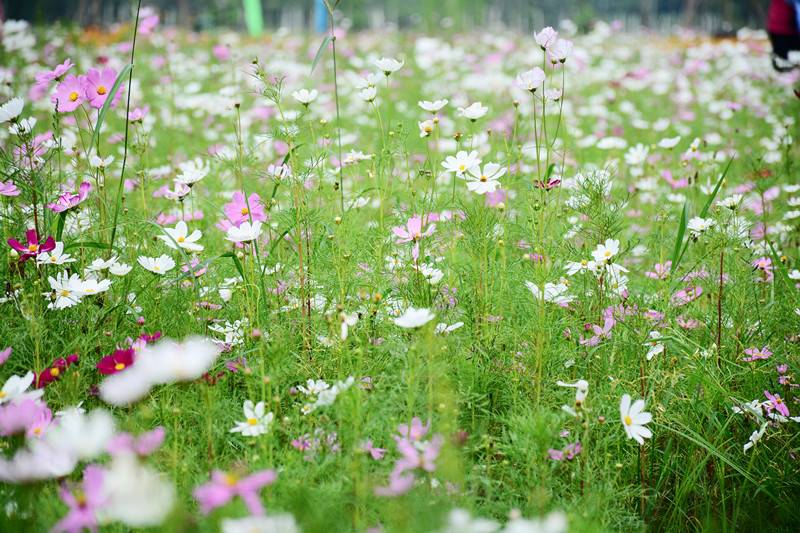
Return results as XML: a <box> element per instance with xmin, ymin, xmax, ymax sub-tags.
<box><xmin>137</xmin><ymin>254</ymin><xmax>176</xmax><ymax>275</ymax></box>
<box><xmin>230</xmin><ymin>400</ymin><xmax>273</xmax><ymax>437</ymax></box>
<box><xmin>158</xmin><ymin>221</ymin><xmax>204</xmax><ymax>252</ymax></box>
<box><xmin>591</xmin><ymin>239</ymin><xmax>620</xmax><ymax>264</ymax></box>
<box><xmin>620</xmin><ymin>394</ymin><xmax>653</xmax><ymax>445</ymax></box>
<box><xmin>464</xmin><ymin>162</ymin><xmax>506</xmax><ymax>195</ymax></box>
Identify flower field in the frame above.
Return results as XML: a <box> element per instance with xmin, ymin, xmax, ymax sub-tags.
<box><xmin>0</xmin><ymin>11</ymin><xmax>799</xmax><ymax>533</ymax></box>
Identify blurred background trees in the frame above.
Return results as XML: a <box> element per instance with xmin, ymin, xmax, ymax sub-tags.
<box><xmin>2</xmin><ymin>0</ymin><xmax>769</xmax><ymax>34</ymax></box>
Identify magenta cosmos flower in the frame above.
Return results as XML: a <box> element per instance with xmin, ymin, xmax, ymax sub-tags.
<box><xmin>223</xmin><ymin>192</ymin><xmax>266</xmax><ymax>227</ymax></box>
<box><xmin>48</xmin><ymin>182</ymin><xmax>92</xmax><ymax>213</ymax></box>
<box><xmin>82</xmin><ymin>68</ymin><xmax>122</xmax><ymax>109</ymax></box>
<box><xmin>96</xmin><ymin>347</ymin><xmax>135</xmax><ymax>375</ymax></box>
<box><xmin>8</xmin><ymin>229</ymin><xmax>55</xmax><ymax>262</ymax></box>
<box><xmin>52</xmin><ymin>465</ymin><xmax>105</xmax><ymax>533</ymax></box>
<box><xmin>194</xmin><ymin>469</ymin><xmax>277</xmax><ymax>515</ymax></box>
<box><xmin>53</xmin><ymin>74</ymin><xmax>85</xmax><ymax>113</ymax></box>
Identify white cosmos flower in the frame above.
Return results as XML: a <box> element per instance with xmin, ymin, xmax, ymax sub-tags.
<box><xmin>620</xmin><ymin>394</ymin><xmax>653</xmax><ymax>445</ymax></box>
<box><xmin>534</xmin><ymin>26</ymin><xmax>558</xmax><ymax>49</ymax></box>
<box><xmin>442</xmin><ymin>150</ymin><xmax>481</xmax><ymax>176</ymax></box>
<box><xmin>0</xmin><ymin>438</ymin><xmax>77</xmax><ymax>483</ymax></box>
<box><xmin>687</xmin><ymin>216</ymin><xmax>715</xmax><ymax>237</ymax></box>
<box><xmin>646</xmin><ymin>331</ymin><xmax>665</xmax><ymax>361</ymax></box>
<box><xmin>394</xmin><ymin>307</ymin><xmax>435</xmax><ymax>328</ymax></box>
<box><xmin>226</xmin><ymin>220</ymin><xmax>263</xmax><ymax>243</ymax></box>
<box><xmin>78</xmin><ymin>278</ymin><xmax>111</xmax><ymax>296</ymax></box>
<box><xmin>86</xmin><ymin>256</ymin><xmax>118</xmax><ymax>272</ymax></box>
<box><xmin>375</xmin><ymin>57</ymin><xmax>404</xmax><ymax>75</ymax></box>
<box><xmin>464</xmin><ymin>163</ymin><xmax>506</xmax><ymax>195</ymax></box>
<box><xmin>47</xmin><ymin>272</ymin><xmax>85</xmax><ymax>309</ymax></box>
<box><xmin>525</xmin><ymin>281</ymin><xmax>574</xmax><ymax>305</ymax></box>
<box><xmin>0</xmin><ymin>97</ymin><xmax>24</xmax><ymax>123</ymax></box>
<box><xmin>36</xmin><ymin>242</ymin><xmax>75</xmax><ymax>265</ymax></box>
<box><xmin>158</xmin><ymin>221</ymin><xmax>204</xmax><ymax>252</ymax></box>
<box><xmin>221</xmin><ymin>514</ymin><xmax>301</xmax><ymax>533</ymax></box>
<box><xmin>174</xmin><ymin>158</ymin><xmax>209</xmax><ymax>186</ymax></box>
<box><xmin>442</xmin><ymin>508</ymin><xmax>500</xmax><ymax>533</ymax></box>
<box><xmin>137</xmin><ymin>254</ymin><xmax>176</xmax><ymax>274</ymax></box>
<box><xmin>591</xmin><ymin>239</ymin><xmax>620</xmax><ymax>264</ymax></box>
<box><xmin>89</xmin><ymin>154</ymin><xmax>115</xmax><ymax>169</ymax></box>
<box><xmin>596</xmin><ymin>136</ymin><xmax>628</xmax><ymax>150</ymax></box>
<box><xmin>458</xmin><ymin>102</ymin><xmax>488</xmax><ymax>121</ymax></box>
<box><xmin>515</xmin><ymin>67</ymin><xmax>545</xmax><ymax>92</ymax></box>
<box><xmin>99</xmin><ymin>453</ymin><xmax>175</xmax><ymax>527</ymax></box>
<box><xmin>108</xmin><ymin>262</ymin><xmax>133</xmax><ymax>276</ymax></box>
<box><xmin>359</xmin><ymin>86</ymin><xmax>377</xmax><ymax>103</ymax></box>
<box><xmin>340</xmin><ymin>312</ymin><xmax>358</xmax><ymax>340</ymax></box>
<box><xmin>418</xmin><ymin>119</ymin><xmax>435</xmax><ymax>137</ymax></box>
<box><xmin>657</xmin><ymin>136</ymin><xmax>681</xmax><ymax>149</ymax></box>
<box><xmin>230</xmin><ymin>400</ymin><xmax>274</xmax><ymax>437</ymax></box>
<box><xmin>44</xmin><ymin>408</ymin><xmax>115</xmax><ymax>461</ymax></box>
<box><xmin>0</xmin><ymin>372</ymin><xmax>43</xmax><ymax>404</ymax></box>
<box><xmin>418</xmin><ymin>99</ymin><xmax>448</xmax><ymax>113</ymax></box>
<box><xmin>291</xmin><ymin>88</ymin><xmax>318</xmax><ymax>105</ymax></box>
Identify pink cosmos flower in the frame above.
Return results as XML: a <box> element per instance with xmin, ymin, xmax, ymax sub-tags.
<box><xmin>742</xmin><ymin>346</ymin><xmax>772</xmax><ymax>363</ymax></box>
<box><xmin>579</xmin><ymin>317</ymin><xmax>615</xmax><ymax>346</ymax></box>
<box><xmin>0</xmin><ymin>181</ymin><xmax>20</xmax><ymax>196</ymax></box>
<box><xmin>138</xmin><ymin>7</ymin><xmax>160</xmax><ymax>35</ymax></box>
<box><xmin>47</xmin><ymin>181</ymin><xmax>92</xmax><ymax>213</ymax></box>
<box><xmin>752</xmin><ymin>257</ymin><xmax>774</xmax><ymax>282</ymax></box>
<box><xmin>0</xmin><ymin>347</ymin><xmax>11</xmax><ymax>365</ymax></box>
<box><xmin>360</xmin><ymin>439</ymin><xmax>387</xmax><ymax>460</ymax></box>
<box><xmin>83</xmin><ymin>68</ymin><xmax>122</xmax><ymax>109</ymax></box>
<box><xmin>8</xmin><ymin>229</ymin><xmax>56</xmax><ymax>262</ymax></box>
<box><xmin>26</xmin><ymin>405</ymin><xmax>53</xmax><ymax>438</ymax></box>
<box><xmin>0</xmin><ymin>399</ymin><xmax>49</xmax><ymax>436</ymax></box>
<box><xmin>194</xmin><ymin>469</ymin><xmax>277</xmax><ymax>515</ymax></box>
<box><xmin>392</xmin><ymin>216</ymin><xmax>435</xmax><ymax>245</ymax></box>
<box><xmin>52</xmin><ymin>465</ymin><xmax>105</xmax><ymax>533</ymax></box>
<box><xmin>107</xmin><ymin>426</ymin><xmax>165</xmax><ymax>457</ymax></box>
<box><xmin>764</xmin><ymin>390</ymin><xmax>790</xmax><ymax>417</ymax></box>
<box><xmin>53</xmin><ymin>74</ymin><xmax>85</xmax><ymax>113</ymax></box>
<box><xmin>670</xmin><ymin>286</ymin><xmax>702</xmax><ymax>306</ymax></box>
<box><xmin>35</xmin><ymin>58</ymin><xmax>74</xmax><ymax>88</ymax></box>
<box><xmin>375</xmin><ymin>417</ymin><xmax>443</xmax><ymax>497</ymax></box>
<box><xmin>223</xmin><ymin>192</ymin><xmax>266</xmax><ymax>227</ymax></box>
<box><xmin>645</xmin><ymin>261</ymin><xmax>672</xmax><ymax>280</ymax></box>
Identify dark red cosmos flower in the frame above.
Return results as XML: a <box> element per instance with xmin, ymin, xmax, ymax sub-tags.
<box><xmin>35</xmin><ymin>354</ymin><xmax>78</xmax><ymax>388</ymax></box>
<box><xmin>8</xmin><ymin>229</ymin><xmax>55</xmax><ymax>262</ymax></box>
<box><xmin>96</xmin><ymin>347</ymin><xmax>135</xmax><ymax>375</ymax></box>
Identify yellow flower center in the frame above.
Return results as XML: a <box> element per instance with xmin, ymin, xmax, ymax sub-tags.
<box><xmin>581</xmin><ymin>260</ymin><xmax>588</xmax><ymax>266</ymax></box>
<box><xmin>59</xmin><ymin>290</ymin><xmax>70</xmax><ymax>297</ymax></box>
<box><xmin>177</xmin><ymin>236</ymin><xmax>185</xmax><ymax>243</ymax></box>
<box><xmin>247</xmin><ymin>417</ymin><xmax>258</xmax><ymax>426</ymax></box>
<box><xmin>241</xmin><ymin>207</ymin><xmax>249</xmax><ymax>216</ymax></box>
<box><xmin>69</xmin><ymin>91</ymin><xmax>79</xmax><ymax>102</ymax></box>
<box><xmin>624</xmin><ymin>415</ymin><xmax>632</xmax><ymax>426</ymax></box>
<box><xmin>33</xmin><ymin>427</ymin><xmax>42</xmax><ymax>435</ymax></box>
<box><xmin>50</xmin><ymin>257</ymin><xmax>57</xmax><ymax>262</ymax></box>
<box><xmin>0</xmin><ymin>391</ymin><xmax>6</xmax><ymax>398</ymax></box>
<box><xmin>458</xmin><ymin>165</ymin><xmax>465</xmax><ymax>171</ymax></box>
<box><xmin>28</xmin><ymin>244</ymin><xmax>38</xmax><ymax>252</ymax></box>
<box><xmin>50</xmin><ymin>368</ymin><xmax>60</xmax><ymax>377</ymax></box>
<box><xmin>224</xmin><ymin>474</ymin><xmax>238</xmax><ymax>486</ymax></box>
<box><xmin>115</xmin><ymin>362</ymin><xmax>126</xmax><ymax>371</ymax></box>
<box><xmin>97</xmin><ymin>85</ymin><xmax>107</xmax><ymax>95</ymax></box>
<box><xmin>604</xmin><ymin>250</ymin><xmax>611</xmax><ymax>257</ymax></box>
<box><xmin>480</xmin><ymin>175</ymin><xmax>488</xmax><ymax>182</ymax></box>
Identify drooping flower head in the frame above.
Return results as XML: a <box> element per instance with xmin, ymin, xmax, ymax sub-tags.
<box><xmin>8</xmin><ymin>229</ymin><xmax>56</xmax><ymax>262</ymax></box>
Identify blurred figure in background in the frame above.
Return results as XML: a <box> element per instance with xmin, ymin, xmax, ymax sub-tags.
<box><xmin>768</xmin><ymin>0</ymin><xmax>800</xmax><ymax>71</ymax></box>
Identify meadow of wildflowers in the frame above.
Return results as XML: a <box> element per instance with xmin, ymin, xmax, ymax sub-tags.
<box><xmin>0</xmin><ymin>7</ymin><xmax>799</xmax><ymax>532</ymax></box>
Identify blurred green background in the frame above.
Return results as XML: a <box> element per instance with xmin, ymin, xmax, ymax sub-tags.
<box><xmin>2</xmin><ymin>0</ymin><xmax>770</xmax><ymax>34</ymax></box>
